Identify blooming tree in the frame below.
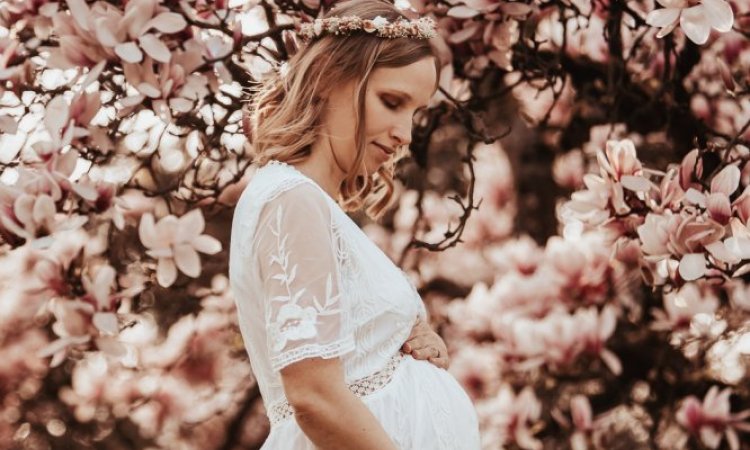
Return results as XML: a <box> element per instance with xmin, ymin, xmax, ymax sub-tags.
<box><xmin>1</xmin><ymin>0</ymin><xmax>750</xmax><ymax>449</ymax></box>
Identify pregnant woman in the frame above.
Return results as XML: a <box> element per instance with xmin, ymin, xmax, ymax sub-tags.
<box><xmin>228</xmin><ymin>0</ymin><xmax>481</xmax><ymax>448</ymax></box>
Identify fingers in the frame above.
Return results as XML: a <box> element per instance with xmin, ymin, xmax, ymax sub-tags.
<box><xmin>428</xmin><ymin>356</ymin><xmax>450</xmax><ymax>370</ymax></box>
<box><xmin>408</xmin><ymin>346</ymin><xmax>441</xmax><ymax>360</ymax></box>
<box><xmin>402</xmin><ymin>335</ymin><xmax>433</xmax><ymax>353</ymax></box>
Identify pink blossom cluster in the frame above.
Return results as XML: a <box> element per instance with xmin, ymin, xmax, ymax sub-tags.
<box><xmin>426</xmin><ymin>231</ymin><xmax>625</xmax><ymax>448</ymax></box>
<box><xmin>55</xmin><ymin>275</ymin><xmax>263</xmax><ymax>448</ymax></box>
<box><xmin>676</xmin><ymin>386</ymin><xmax>750</xmax><ymax>450</ymax></box>
<box><xmin>563</xmin><ymin>138</ymin><xmax>750</xmax><ymax>284</ymax></box>
<box><xmin>447</xmin><ymin>233</ymin><xmax>623</xmax><ymax>372</ymax></box>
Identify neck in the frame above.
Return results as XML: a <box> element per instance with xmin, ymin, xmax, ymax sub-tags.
<box><xmin>292</xmin><ymin>145</ymin><xmax>346</xmax><ymax>201</ymax></box>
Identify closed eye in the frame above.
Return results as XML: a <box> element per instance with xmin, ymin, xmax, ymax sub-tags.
<box><xmin>381</xmin><ymin>96</ymin><xmax>401</xmax><ymax>110</ymax></box>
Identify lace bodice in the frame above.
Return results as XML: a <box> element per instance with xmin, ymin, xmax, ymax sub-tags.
<box><xmin>228</xmin><ymin>160</ymin><xmax>427</xmax><ymax>416</ymax></box>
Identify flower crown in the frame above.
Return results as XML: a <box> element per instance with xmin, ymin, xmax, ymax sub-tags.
<box><xmin>298</xmin><ymin>15</ymin><xmax>437</xmax><ymax>40</ymax></box>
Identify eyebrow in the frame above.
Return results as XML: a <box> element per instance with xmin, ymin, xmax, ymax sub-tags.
<box><xmin>381</xmin><ymin>89</ymin><xmax>429</xmax><ymax>111</ymax></box>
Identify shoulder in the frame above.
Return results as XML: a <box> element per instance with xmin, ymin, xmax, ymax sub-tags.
<box><xmin>246</xmin><ymin>162</ymin><xmax>332</xmax><ymax>221</ymax></box>
<box><xmin>237</xmin><ymin>161</ymin><xmax>313</xmax><ymax>209</ymax></box>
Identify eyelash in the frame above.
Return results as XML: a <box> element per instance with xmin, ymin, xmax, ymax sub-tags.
<box><xmin>381</xmin><ymin>97</ymin><xmax>401</xmax><ymax>110</ymax></box>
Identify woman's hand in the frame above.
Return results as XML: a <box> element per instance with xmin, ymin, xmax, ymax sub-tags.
<box><xmin>401</xmin><ymin>317</ymin><xmax>450</xmax><ymax>370</ymax></box>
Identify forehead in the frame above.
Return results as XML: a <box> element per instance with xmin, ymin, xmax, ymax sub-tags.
<box><xmin>368</xmin><ymin>58</ymin><xmax>438</xmax><ymax>106</ymax></box>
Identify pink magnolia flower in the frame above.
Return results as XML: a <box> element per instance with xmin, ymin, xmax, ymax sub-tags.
<box><xmin>575</xmin><ymin>305</ymin><xmax>621</xmax><ymax>374</ymax></box>
<box><xmin>38</xmin><ymin>299</ymin><xmax>95</xmax><ymax>367</ymax></box>
<box><xmin>596</xmin><ymin>139</ymin><xmax>643</xmax><ymax>182</ymax></box>
<box><xmin>44</xmin><ymin>95</ymin><xmax>97</xmax><ymax>148</ymax></box>
<box><xmin>138</xmin><ymin>208</ymin><xmax>222</xmax><ymax>287</ymax></box>
<box><xmin>493</xmin><ymin>313</ymin><xmax>547</xmax><ymax>369</ymax></box>
<box><xmin>486</xmin><ymin>235</ymin><xmax>544</xmax><ymax>275</ymax></box>
<box><xmin>651</xmin><ymin>168</ymin><xmax>686</xmax><ymax>212</ymax></box>
<box><xmin>647</xmin><ymin>0</ymin><xmax>734</xmax><ymax>45</ymax></box>
<box><xmin>460</xmin><ymin>142</ymin><xmax>516</xmax><ymax>244</ymax></box>
<box><xmin>683</xmin><ymin>164</ymin><xmax>740</xmax><ymax>225</ymax></box>
<box><xmin>119</xmin><ymin>41</ymin><xmax>209</xmax><ymax>119</ymax></box>
<box><xmin>445</xmin><ymin>0</ymin><xmax>531</xmax><ymax>72</ymax></box>
<box><xmin>564</xmin><ymin>174</ymin><xmax>620</xmax><ymax>225</ymax></box>
<box><xmin>552</xmin><ymin>395</ymin><xmax>598</xmax><ymax>450</ymax></box>
<box><xmin>81</xmin><ymin>264</ymin><xmax>119</xmax><ymax>333</ymax></box>
<box><xmin>448</xmin><ymin>344</ymin><xmax>503</xmax><ymax>400</ymax></box>
<box><xmin>679</xmin><ymin>149</ymin><xmax>702</xmax><ymax>191</ymax></box>
<box><xmin>637</xmin><ymin>211</ymin><xmax>680</xmax><ymax>259</ymax></box>
<box><xmin>48</xmin><ymin>0</ymin><xmax>188</xmax><ymax>69</ymax></box>
<box><xmin>668</xmin><ymin>212</ymin><xmax>725</xmax><ymax>280</ymax></box>
<box><xmin>676</xmin><ymin>386</ymin><xmax>750</xmax><ymax>450</ymax></box>
<box><xmin>544</xmin><ymin>236</ymin><xmax>612</xmax><ymax>306</ymax></box>
<box><xmin>0</xmin><ymin>190</ymin><xmax>88</xmax><ymax>248</ymax></box>
<box><xmin>553</xmin><ymin>149</ymin><xmax>586</xmax><ymax>190</ymax></box>
<box><xmin>477</xmin><ymin>384</ymin><xmax>542</xmax><ymax>450</ymax></box>
<box><xmin>638</xmin><ymin>209</ymin><xmax>724</xmax><ymax>281</ymax></box>
<box><xmin>539</xmin><ymin>306</ymin><xmax>621</xmax><ymax>374</ymax></box>
<box><xmin>651</xmin><ymin>282</ymin><xmax>719</xmax><ymax>331</ymax></box>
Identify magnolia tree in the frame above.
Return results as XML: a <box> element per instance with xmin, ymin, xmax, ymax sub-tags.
<box><xmin>1</xmin><ymin>0</ymin><xmax>750</xmax><ymax>448</ymax></box>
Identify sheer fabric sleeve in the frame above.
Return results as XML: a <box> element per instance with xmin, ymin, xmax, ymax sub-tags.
<box><xmin>253</xmin><ymin>183</ymin><xmax>355</xmax><ymax>373</ymax></box>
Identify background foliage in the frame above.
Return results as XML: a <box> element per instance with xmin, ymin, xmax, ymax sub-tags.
<box><xmin>1</xmin><ymin>0</ymin><xmax>749</xmax><ymax>448</ymax></box>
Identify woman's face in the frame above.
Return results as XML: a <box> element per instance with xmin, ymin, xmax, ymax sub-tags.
<box><xmin>321</xmin><ymin>56</ymin><xmax>438</xmax><ymax>175</ymax></box>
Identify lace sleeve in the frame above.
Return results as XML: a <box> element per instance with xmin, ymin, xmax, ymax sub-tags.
<box><xmin>253</xmin><ymin>182</ymin><xmax>355</xmax><ymax>373</ymax></box>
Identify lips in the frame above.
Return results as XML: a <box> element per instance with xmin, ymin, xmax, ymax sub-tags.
<box><xmin>374</xmin><ymin>142</ymin><xmax>395</xmax><ymax>155</ymax></box>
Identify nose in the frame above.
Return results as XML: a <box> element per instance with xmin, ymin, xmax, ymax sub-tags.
<box><xmin>390</xmin><ymin>122</ymin><xmax>412</xmax><ymax>147</ymax></box>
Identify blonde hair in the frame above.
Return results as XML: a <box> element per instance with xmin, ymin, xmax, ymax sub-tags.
<box><xmin>246</xmin><ymin>0</ymin><xmax>439</xmax><ymax>220</ymax></box>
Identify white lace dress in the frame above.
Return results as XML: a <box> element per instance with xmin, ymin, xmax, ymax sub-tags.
<box><xmin>228</xmin><ymin>160</ymin><xmax>480</xmax><ymax>449</ymax></box>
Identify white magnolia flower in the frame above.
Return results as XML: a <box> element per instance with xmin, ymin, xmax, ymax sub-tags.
<box><xmin>646</xmin><ymin>0</ymin><xmax>734</xmax><ymax>45</ymax></box>
<box><xmin>138</xmin><ymin>208</ymin><xmax>222</xmax><ymax>287</ymax></box>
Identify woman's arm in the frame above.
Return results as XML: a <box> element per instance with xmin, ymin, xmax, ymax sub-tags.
<box><xmin>280</xmin><ymin>356</ymin><xmax>398</xmax><ymax>450</ymax></box>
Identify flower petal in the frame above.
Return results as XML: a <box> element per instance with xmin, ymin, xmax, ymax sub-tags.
<box><xmin>144</xmin><ymin>12</ymin><xmax>187</xmax><ymax>34</ymax></box>
<box><xmin>139</xmin><ymin>34</ymin><xmax>171</xmax><ymax>63</ymax></box>
<box><xmin>706</xmin><ymin>193</ymin><xmax>731</xmax><ymax>224</ymax></box>
<box><xmin>13</xmin><ymin>194</ymin><xmax>34</xmax><ymax>226</ymax></box>
<box><xmin>138</xmin><ymin>212</ymin><xmax>156</xmax><ymax>249</ymax></box>
<box><xmin>32</xmin><ymin>195</ymin><xmax>55</xmax><ymax>224</ymax></box>
<box><xmin>94</xmin><ymin>17</ymin><xmax>119</xmax><ymax>47</ymax></box>
<box><xmin>725</xmin><ymin>236</ymin><xmax>750</xmax><ymax>259</ymax></box>
<box><xmin>621</xmin><ymin>175</ymin><xmax>653</xmax><ymax>192</ymax></box>
<box><xmin>681</xmin><ymin>6</ymin><xmax>712</xmax><ymax>45</ymax></box>
<box><xmin>710</xmin><ymin>164</ymin><xmax>740</xmax><ymax>195</ymax></box>
<box><xmin>66</xmin><ymin>0</ymin><xmax>91</xmax><ymax>31</ymax></box>
<box><xmin>44</xmin><ymin>95</ymin><xmax>70</xmax><ymax>135</ymax></box>
<box><xmin>705</xmin><ymin>240</ymin><xmax>741</xmax><ymax>264</ymax></box>
<box><xmin>176</xmin><ymin>208</ymin><xmax>205</xmax><ymax>242</ymax></box>
<box><xmin>157</xmin><ymin>257</ymin><xmax>178</xmax><ymax>287</ymax></box>
<box><xmin>154</xmin><ymin>215</ymin><xmax>179</xmax><ymax>244</ymax></box>
<box><xmin>702</xmin><ymin>0</ymin><xmax>734</xmax><ymax>32</ymax></box>
<box><xmin>193</xmin><ymin>235</ymin><xmax>222</xmax><ymax>255</ymax></box>
<box><xmin>646</xmin><ymin>8</ymin><xmax>681</xmax><ymax>28</ymax></box>
<box><xmin>114</xmin><ymin>42</ymin><xmax>143</xmax><ymax>63</ymax></box>
<box><xmin>679</xmin><ymin>253</ymin><xmax>707</xmax><ymax>280</ymax></box>
<box><xmin>93</xmin><ymin>312</ymin><xmax>118</xmax><ymax>335</ymax></box>
<box><xmin>136</xmin><ymin>82</ymin><xmax>161</xmax><ymax>98</ymax></box>
<box><xmin>601</xmin><ymin>348</ymin><xmax>622</xmax><ymax>375</ymax></box>
<box><xmin>174</xmin><ymin>243</ymin><xmax>201</xmax><ymax>277</ymax></box>
<box><xmin>656</xmin><ymin>19</ymin><xmax>680</xmax><ymax>38</ymax></box>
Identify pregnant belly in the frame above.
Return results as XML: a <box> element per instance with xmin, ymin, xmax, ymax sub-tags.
<box><xmin>260</xmin><ymin>354</ymin><xmax>480</xmax><ymax>450</ymax></box>
<box><xmin>361</xmin><ymin>354</ymin><xmax>481</xmax><ymax>450</ymax></box>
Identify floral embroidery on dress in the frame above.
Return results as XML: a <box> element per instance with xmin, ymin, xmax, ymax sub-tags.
<box><xmin>266</xmin><ymin>202</ymin><xmax>342</xmax><ymax>352</ymax></box>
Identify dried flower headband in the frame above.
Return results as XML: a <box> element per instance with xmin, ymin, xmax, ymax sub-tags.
<box><xmin>298</xmin><ymin>15</ymin><xmax>437</xmax><ymax>40</ymax></box>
